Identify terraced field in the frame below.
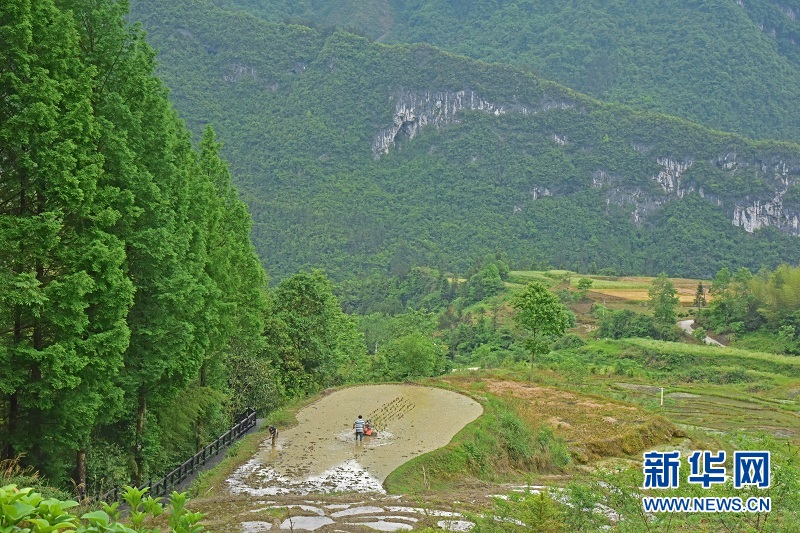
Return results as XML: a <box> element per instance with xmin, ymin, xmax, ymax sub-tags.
<box><xmin>507</xmin><ymin>271</ymin><xmax>704</xmax><ymax>304</ymax></box>
<box><xmin>187</xmin><ymin>376</ymin><xmax>685</xmax><ymax>531</ymax></box>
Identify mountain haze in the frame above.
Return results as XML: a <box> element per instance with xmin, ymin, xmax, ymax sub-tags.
<box><xmin>210</xmin><ymin>0</ymin><xmax>800</xmax><ymax>143</ymax></box>
<box><xmin>131</xmin><ymin>0</ymin><xmax>800</xmax><ymax>279</ymax></box>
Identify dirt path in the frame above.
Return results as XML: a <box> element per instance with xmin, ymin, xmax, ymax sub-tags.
<box><xmin>677</xmin><ymin>319</ymin><xmax>725</xmax><ymax>346</ymax></box>
<box><xmin>226</xmin><ymin>384</ymin><xmax>482</xmax><ymax>497</ymax></box>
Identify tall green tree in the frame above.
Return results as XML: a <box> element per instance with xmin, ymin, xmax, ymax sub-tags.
<box><xmin>648</xmin><ymin>273</ymin><xmax>679</xmax><ymax>326</ymax></box>
<box><xmin>56</xmin><ymin>0</ymin><xmax>217</xmax><ymax>481</ymax></box>
<box><xmin>693</xmin><ymin>282</ymin><xmax>707</xmax><ymax>308</ymax></box>
<box><xmin>381</xmin><ymin>333</ymin><xmax>447</xmax><ymax>380</ymax></box>
<box><xmin>511</xmin><ymin>282</ymin><xmax>571</xmax><ymax>380</ymax></box>
<box><xmin>702</xmin><ymin>267</ymin><xmax>760</xmax><ymax>333</ymax></box>
<box><xmin>191</xmin><ymin>126</ymin><xmax>269</xmax><ymax>435</ymax></box>
<box><xmin>710</xmin><ymin>267</ymin><xmax>731</xmax><ymax>297</ymax></box>
<box><xmin>0</xmin><ymin>0</ymin><xmax>133</xmax><ymax>485</ymax></box>
<box><xmin>266</xmin><ymin>270</ymin><xmax>366</xmax><ymax>397</ymax></box>
<box><xmin>576</xmin><ymin>278</ymin><xmax>593</xmax><ymax>300</ymax></box>
<box><xmin>2</xmin><ymin>0</ymin><xmax>273</xmax><ymax>488</ymax></box>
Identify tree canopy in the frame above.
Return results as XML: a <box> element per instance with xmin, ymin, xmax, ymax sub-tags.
<box><xmin>512</xmin><ymin>282</ymin><xmax>571</xmax><ymax>379</ymax></box>
<box><xmin>0</xmin><ymin>0</ymin><xmax>272</xmax><ymax>490</ymax></box>
<box><xmin>648</xmin><ymin>273</ymin><xmax>680</xmax><ymax>326</ymax></box>
<box><xmin>127</xmin><ymin>0</ymin><xmax>800</xmax><ymax>281</ymax></box>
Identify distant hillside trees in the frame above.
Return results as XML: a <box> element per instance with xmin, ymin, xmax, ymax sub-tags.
<box><xmin>126</xmin><ymin>0</ymin><xmax>800</xmax><ymax>280</ymax></box>
<box><xmin>211</xmin><ymin>0</ymin><xmax>800</xmax><ymax>142</ymax></box>
<box><xmin>698</xmin><ymin>264</ymin><xmax>800</xmax><ymax>353</ymax></box>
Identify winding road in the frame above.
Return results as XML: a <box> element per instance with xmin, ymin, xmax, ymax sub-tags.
<box><xmin>677</xmin><ymin>319</ymin><xmax>724</xmax><ymax>346</ymax></box>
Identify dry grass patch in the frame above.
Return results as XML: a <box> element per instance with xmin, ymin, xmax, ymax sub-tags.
<box><xmin>590</xmin><ymin>288</ymin><xmax>696</xmax><ymax>303</ymax></box>
<box><xmin>479</xmin><ymin>379</ymin><xmax>678</xmax><ymax>462</ymax></box>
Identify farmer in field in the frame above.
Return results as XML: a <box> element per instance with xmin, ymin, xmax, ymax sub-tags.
<box><xmin>353</xmin><ymin>415</ymin><xmax>365</xmax><ymax>442</ymax></box>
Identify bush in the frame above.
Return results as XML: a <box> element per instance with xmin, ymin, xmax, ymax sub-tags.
<box><xmin>0</xmin><ymin>484</ymin><xmax>204</xmax><ymax>532</ymax></box>
<box><xmin>551</xmin><ymin>333</ymin><xmax>585</xmax><ymax>351</ymax></box>
<box><xmin>598</xmin><ymin>309</ymin><xmax>659</xmax><ymax>339</ymax></box>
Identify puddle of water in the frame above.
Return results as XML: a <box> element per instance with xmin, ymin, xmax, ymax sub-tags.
<box><xmin>330</xmin><ymin>505</ymin><xmax>385</xmax><ymax>518</ymax></box>
<box><xmin>360</xmin><ymin>515</ymin><xmax>419</xmax><ymax>522</ymax></box>
<box><xmin>228</xmin><ymin>384</ymin><xmax>483</xmax><ymax>495</ymax></box>
<box><xmin>231</xmin><ymin>459</ymin><xmax>384</xmax><ymax>495</ymax></box>
<box><xmin>252</xmin><ymin>504</ymin><xmax>324</xmax><ymax>516</ymax></box>
<box><xmin>346</xmin><ymin>521</ymin><xmax>413</xmax><ymax>532</ymax></box>
<box><xmin>279</xmin><ymin>516</ymin><xmax>334</xmax><ymax>530</ymax></box>
<box><xmin>438</xmin><ymin>519</ymin><xmax>474</xmax><ymax>532</ymax></box>
<box><xmin>384</xmin><ymin>506</ymin><xmax>462</xmax><ymax>517</ymax></box>
<box><xmin>615</xmin><ymin>382</ymin><xmax>660</xmax><ymax>394</ymax></box>
<box><xmin>667</xmin><ymin>392</ymin><xmax>700</xmax><ymax>398</ymax></box>
<box><xmin>241</xmin><ymin>521</ymin><xmax>272</xmax><ymax>532</ymax></box>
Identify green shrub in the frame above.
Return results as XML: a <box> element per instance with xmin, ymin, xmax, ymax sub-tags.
<box><xmin>0</xmin><ymin>485</ymin><xmax>204</xmax><ymax>532</ymax></box>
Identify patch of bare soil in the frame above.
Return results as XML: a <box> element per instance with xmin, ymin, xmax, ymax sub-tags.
<box><xmin>226</xmin><ymin>385</ymin><xmax>482</xmax><ymax>497</ymax></box>
<box><xmin>191</xmin><ymin>488</ymin><xmax>503</xmax><ymax>532</ymax></box>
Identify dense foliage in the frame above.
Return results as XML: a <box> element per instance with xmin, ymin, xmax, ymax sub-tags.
<box><xmin>512</xmin><ymin>281</ymin><xmax>571</xmax><ymax>378</ymax></box>
<box><xmin>1</xmin><ymin>0</ymin><xmax>368</xmax><ymax>495</ymax></box>
<box><xmin>0</xmin><ymin>484</ymin><xmax>203</xmax><ymax>532</ymax></box>
<box><xmin>130</xmin><ymin>0</ymin><xmax>800</xmax><ymax>281</ymax></box>
<box><xmin>698</xmin><ymin>263</ymin><xmax>800</xmax><ymax>354</ymax></box>
<box><xmin>211</xmin><ymin>0</ymin><xmax>800</xmax><ymax>143</ymax></box>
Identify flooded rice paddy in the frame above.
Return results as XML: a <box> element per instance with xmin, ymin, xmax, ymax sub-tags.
<box><xmin>227</xmin><ymin>384</ymin><xmax>483</xmax><ymax>496</ymax></box>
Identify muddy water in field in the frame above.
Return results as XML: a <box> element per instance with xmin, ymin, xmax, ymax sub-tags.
<box><xmin>227</xmin><ymin>384</ymin><xmax>483</xmax><ymax>495</ymax></box>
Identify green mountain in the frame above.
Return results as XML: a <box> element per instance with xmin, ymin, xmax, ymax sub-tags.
<box><xmin>130</xmin><ymin>0</ymin><xmax>800</xmax><ymax>280</ymax></box>
<box><xmin>207</xmin><ymin>0</ymin><xmax>800</xmax><ymax>143</ymax></box>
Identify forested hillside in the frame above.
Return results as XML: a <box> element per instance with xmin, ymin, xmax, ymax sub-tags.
<box><xmin>0</xmin><ymin>0</ymin><xmax>372</xmax><ymax>493</ymax></box>
<box><xmin>131</xmin><ymin>0</ymin><xmax>800</xmax><ymax>280</ymax></box>
<box><xmin>7</xmin><ymin>0</ymin><xmax>800</xmax><ymax>516</ymax></box>
<box><xmin>210</xmin><ymin>0</ymin><xmax>800</xmax><ymax>143</ymax></box>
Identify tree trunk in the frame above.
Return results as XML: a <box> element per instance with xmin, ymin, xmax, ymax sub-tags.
<box><xmin>135</xmin><ymin>394</ymin><xmax>146</xmax><ymax>485</ymax></box>
<box><xmin>5</xmin><ymin>393</ymin><xmax>18</xmax><ymax>459</ymax></box>
<box><xmin>31</xmin><ymin>282</ymin><xmax>43</xmax><ymax>460</ymax></box>
<box><xmin>6</xmin><ymin>307</ymin><xmax>22</xmax><ymax>459</ymax></box>
<box><xmin>196</xmin><ymin>363</ymin><xmax>207</xmax><ymax>453</ymax></box>
<box><xmin>76</xmin><ymin>449</ymin><xmax>87</xmax><ymax>499</ymax></box>
<box><xmin>529</xmin><ymin>352</ymin><xmax>535</xmax><ymax>382</ymax></box>
<box><xmin>529</xmin><ymin>328</ymin><xmax>537</xmax><ymax>382</ymax></box>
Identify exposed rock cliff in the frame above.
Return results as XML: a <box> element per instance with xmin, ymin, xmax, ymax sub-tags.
<box><xmin>372</xmin><ymin>89</ymin><xmax>574</xmax><ymax>157</ymax></box>
<box><xmin>373</xmin><ymin>93</ymin><xmax>800</xmax><ymax>236</ymax></box>
<box><xmin>615</xmin><ymin>154</ymin><xmax>800</xmax><ymax>235</ymax></box>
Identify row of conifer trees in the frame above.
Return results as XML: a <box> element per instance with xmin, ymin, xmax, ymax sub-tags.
<box><xmin>0</xmin><ymin>0</ymin><xmax>274</xmax><ymax>490</ymax></box>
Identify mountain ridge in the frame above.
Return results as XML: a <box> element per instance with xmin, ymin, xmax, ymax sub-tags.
<box><xmin>209</xmin><ymin>0</ymin><xmax>800</xmax><ymax>143</ymax></box>
<box><xmin>130</xmin><ymin>0</ymin><xmax>800</xmax><ymax>279</ymax></box>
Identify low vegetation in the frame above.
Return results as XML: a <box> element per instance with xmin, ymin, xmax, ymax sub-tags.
<box><xmin>0</xmin><ymin>484</ymin><xmax>203</xmax><ymax>532</ymax></box>
<box><xmin>466</xmin><ymin>433</ymin><xmax>800</xmax><ymax>532</ymax></box>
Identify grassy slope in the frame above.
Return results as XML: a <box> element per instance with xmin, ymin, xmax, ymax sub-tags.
<box><xmin>383</xmin><ymin>374</ymin><xmax>679</xmax><ymax>493</ymax></box>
